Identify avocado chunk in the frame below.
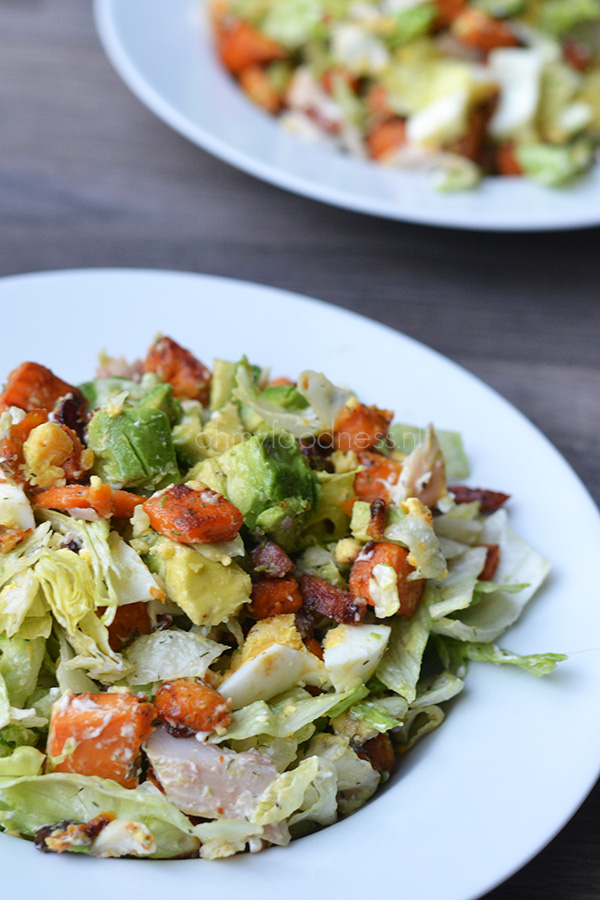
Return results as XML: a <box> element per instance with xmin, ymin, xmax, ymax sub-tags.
<box><xmin>148</xmin><ymin>539</ymin><xmax>251</xmax><ymax>626</ymax></box>
<box><xmin>139</xmin><ymin>383</ymin><xmax>182</xmax><ymax>425</ymax></box>
<box><xmin>79</xmin><ymin>376</ymin><xmax>141</xmax><ymax>410</ymax></box>
<box><xmin>260</xmin><ymin>384</ymin><xmax>309</xmax><ymax>411</ymax></box>
<box><xmin>172</xmin><ymin>402</ymin><xmax>205</xmax><ymax>470</ymax></box>
<box><xmin>87</xmin><ymin>406</ymin><xmax>180</xmax><ymax>492</ymax></box>
<box><xmin>191</xmin><ymin>432</ymin><xmax>322</xmax><ymax>551</ymax></box>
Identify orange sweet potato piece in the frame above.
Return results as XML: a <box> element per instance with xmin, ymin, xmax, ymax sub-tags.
<box><xmin>217</xmin><ymin>20</ymin><xmax>285</xmax><ymax>75</ymax></box>
<box><xmin>34</xmin><ymin>484</ymin><xmax>145</xmax><ymax>518</ymax></box>
<box><xmin>452</xmin><ymin>8</ymin><xmax>519</xmax><ymax>51</ymax></box>
<box><xmin>239</xmin><ymin>65</ymin><xmax>282</xmax><ymax>113</ymax></box>
<box><xmin>143</xmin><ymin>484</ymin><xmax>243</xmax><ymax>544</ymax></box>
<box><xmin>434</xmin><ymin>0</ymin><xmax>467</xmax><ymax>26</ymax></box>
<box><xmin>349</xmin><ymin>542</ymin><xmax>425</xmax><ymax>619</ymax></box>
<box><xmin>333</xmin><ymin>403</ymin><xmax>393</xmax><ymax>453</ymax></box>
<box><xmin>496</xmin><ymin>142</ymin><xmax>523</xmax><ymax>176</ymax></box>
<box><xmin>0</xmin><ymin>362</ymin><xmax>84</xmax><ymax>414</ymax></box>
<box><xmin>367</xmin><ymin>120</ymin><xmax>407</xmax><ymax>161</ymax></box>
<box><xmin>354</xmin><ymin>450</ymin><xmax>403</xmax><ymax>504</ymax></box>
<box><xmin>107</xmin><ymin>602</ymin><xmax>153</xmax><ymax>651</ymax></box>
<box><xmin>144</xmin><ymin>336</ymin><xmax>211</xmax><ymax>404</ymax></box>
<box><xmin>249</xmin><ymin>576</ymin><xmax>303</xmax><ymax>619</ymax></box>
<box><xmin>366</xmin><ymin>84</ymin><xmax>395</xmax><ymax>120</ymax></box>
<box><xmin>48</xmin><ymin>691</ymin><xmax>156</xmax><ymax>788</ymax></box>
<box><xmin>155</xmin><ymin>679</ymin><xmax>231</xmax><ymax>734</ymax></box>
<box><xmin>304</xmin><ymin>637</ymin><xmax>324</xmax><ymax>660</ymax></box>
<box><xmin>0</xmin><ymin>526</ymin><xmax>29</xmax><ymax>554</ymax></box>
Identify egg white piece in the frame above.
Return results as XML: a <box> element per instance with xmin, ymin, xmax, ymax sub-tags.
<box><xmin>0</xmin><ymin>482</ymin><xmax>35</xmax><ymax>532</ymax></box>
<box><xmin>219</xmin><ymin>644</ymin><xmax>328</xmax><ymax>710</ymax></box>
<box><xmin>488</xmin><ymin>48</ymin><xmax>544</xmax><ymax>139</ymax></box>
<box><xmin>323</xmin><ymin>624</ymin><xmax>391</xmax><ymax>692</ymax></box>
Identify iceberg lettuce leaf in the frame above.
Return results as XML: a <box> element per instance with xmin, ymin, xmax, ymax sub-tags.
<box><xmin>375</xmin><ymin>589</ymin><xmax>432</xmax><ymax>703</ymax></box>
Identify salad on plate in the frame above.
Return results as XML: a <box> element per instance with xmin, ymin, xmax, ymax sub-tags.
<box><xmin>210</xmin><ymin>0</ymin><xmax>600</xmax><ymax>190</ymax></box>
<box><xmin>0</xmin><ymin>336</ymin><xmax>564</xmax><ymax>860</ymax></box>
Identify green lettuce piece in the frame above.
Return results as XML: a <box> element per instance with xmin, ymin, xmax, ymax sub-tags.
<box><xmin>444</xmin><ymin>639</ymin><xmax>566</xmax><ymax>676</ymax></box>
<box><xmin>348</xmin><ymin>699</ymin><xmax>405</xmax><ymax>733</ymax></box>
<box><xmin>392</xmin><ymin>705</ymin><xmax>445</xmax><ymax>750</ymax></box>
<box><xmin>516</xmin><ymin>138</ymin><xmax>595</xmax><ymax>186</ymax></box>
<box><xmin>0</xmin><ymin>524</ymin><xmax>52</xmax><ymax>590</ymax></box>
<box><xmin>193</xmin><ymin>818</ymin><xmax>268</xmax><ymax>859</ymax></box>
<box><xmin>0</xmin><ymin>634</ymin><xmax>46</xmax><ymax>707</ymax></box>
<box><xmin>229</xmin><ymin>735</ymin><xmax>302</xmax><ymax>772</ymax></box>
<box><xmin>262</xmin><ymin>0</ymin><xmax>323</xmax><ymax>48</ymax></box>
<box><xmin>429</xmin><ymin>546</ymin><xmax>488</xmax><ymax>619</ymax></box>
<box><xmin>0</xmin><ymin>773</ymin><xmax>200</xmax><ymax>858</ymax></box>
<box><xmin>411</xmin><ymin>671</ymin><xmax>464</xmax><ymax>708</ymax></box>
<box><xmin>253</xmin><ymin>756</ymin><xmax>320</xmax><ymax>825</ymax></box>
<box><xmin>539</xmin><ymin>0</ymin><xmax>600</xmax><ymax>35</ymax></box>
<box><xmin>376</xmin><ymin>590</ymin><xmax>432</xmax><ymax>703</ymax></box>
<box><xmin>351</xmin><ymin>500</ymin><xmax>447</xmax><ymax>580</ymax></box>
<box><xmin>434</xmin><ymin>501</ymin><xmax>483</xmax><ymax>544</ymax></box>
<box><xmin>0</xmin><ymin>745</ymin><xmax>45</xmax><ymax>777</ymax></box>
<box><xmin>211</xmin><ymin>686</ymin><xmax>365</xmax><ymax>743</ymax></box>
<box><xmin>434</xmin><ymin>155</ymin><xmax>483</xmax><ymax>193</ymax></box>
<box><xmin>473</xmin><ymin>0</ymin><xmax>525</xmax><ymax>14</ymax></box>
<box><xmin>124</xmin><ymin>629</ymin><xmax>227</xmax><ymax>684</ymax></box>
<box><xmin>288</xmin><ymin>757</ymin><xmax>338</xmax><ymax>832</ymax></box>
<box><xmin>0</xmin><ymin>674</ymin><xmax>46</xmax><ymax>731</ymax></box>
<box><xmin>55</xmin><ymin>631</ymin><xmax>98</xmax><ymax>694</ymax></box>
<box><xmin>388</xmin><ymin>4</ymin><xmax>437</xmax><ymax>49</ymax></box>
<box><xmin>302</xmin><ymin>733</ymin><xmax>379</xmax><ymax>815</ymax></box>
<box><xmin>0</xmin><ymin>565</ymin><xmax>52</xmax><ymax>641</ymax></box>
<box><xmin>432</xmin><ymin>509</ymin><xmax>551</xmax><ymax>643</ymax></box>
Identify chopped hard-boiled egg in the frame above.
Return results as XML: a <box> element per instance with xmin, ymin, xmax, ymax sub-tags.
<box><xmin>369</xmin><ymin>563</ymin><xmax>401</xmax><ymax>618</ymax></box>
<box><xmin>488</xmin><ymin>48</ymin><xmax>545</xmax><ymax>139</ymax></box>
<box><xmin>0</xmin><ymin>482</ymin><xmax>35</xmax><ymax>532</ymax></box>
<box><xmin>322</xmin><ymin>624</ymin><xmax>391</xmax><ymax>692</ymax></box>
<box><xmin>406</xmin><ymin>88</ymin><xmax>470</xmax><ymax>148</ymax></box>
<box><xmin>219</xmin><ymin>615</ymin><xmax>327</xmax><ymax>709</ymax></box>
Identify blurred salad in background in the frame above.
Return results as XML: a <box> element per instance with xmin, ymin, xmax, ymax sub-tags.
<box><xmin>210</xmin><ymin>0</ymin><xmax>600</xmax><ymax>190</ymax></box>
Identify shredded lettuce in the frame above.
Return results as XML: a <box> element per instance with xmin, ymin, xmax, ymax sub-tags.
<box><xmin>124</xmin><ymin>629</ymin><xmax>227</xmax><ymax>684</ymax></box>
<box><xmin>376</xmin><ymin>591</ymin><xmax>432</xmax><ymax>703</ymax></box>
<box><xmin>253</xmin><ymin>756</ymin><xmax>320</xmax><ymax>825</ymax></box>
<box><xmin>429</xmin><ymin>546</ymin><xmax>488</xmax><ymax>619</ymax></box>
<box><xmin>302</xmin><ymin>733</ymin><xmax>379</xmax><ymax>815</ymax></box>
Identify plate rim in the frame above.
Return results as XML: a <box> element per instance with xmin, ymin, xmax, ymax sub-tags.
<box><xmin>1</xmin><ymin>267</ymin><xmax>600</xmax><ymax>900</ymax></box>
<box><xmin>93</xmin><ymin>0</ymin><xmax>600</xmax><ymax>233</ymax></box>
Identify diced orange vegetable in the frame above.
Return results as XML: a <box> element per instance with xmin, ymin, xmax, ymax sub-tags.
<box><xmin>144</xmin><ymin>336</ymin><xmax>211</xmax><ymax>404</ymax></box>
<box><xmin>496</xmin><ymin>142</ymin><xmax>523</xmax><ymax>176</ymax></box>
<box><xmin>304</xmin><ymin>637</ymin><xmax>324</xmax><ymax>660</ymax></box>
<box><xmin>268</xmin><ymin>377</ymin><xmax>295</xmax><ymax>387</ymax></box>
<box><xmin>333</xmin><ymin>403</ymin><xmax>393</xmax><ymax>453</ymax></box>
<box><xmin>321</xmin><ymin>67</ymin><xmax>359</xmax><ymax>95</ymax></box>
<box><xmin>143</xmin><ymin>483</ymin><xmax>243</xmax><ymax>544</ymax></box>
<box><xmin>479</xmin><ymin>543</ymin><xmax>500</xmax><ymax>582</ymax></box>
<box><xmin>366</xmin><ymin>84</ymin><xmax>395</xmax><ymax>120</ymax></box>
<box><xmin>217</xmin><ymin>20</ymin><xmax>285</xmax><ymax>75</ymax></box>
<box><xmin>449</xmin><ymin>97</ymin><xmax>497</xmax><ymax>164</ymax></box>
<box><xmin>434</xmin><ymin>0</ymin><xmax>467</xmax><ymax>26</ymax></box>
<box><xmin>563</xmin><ymin>39</ymin><xmax>590</xmax><ymax>72</ymax></box>
<box><xmin>155</xmin><ymin>679</ymin><xmax>231</xmax><ymax>734</ymax></box>
<box><xmin>367</xmin><ymin>120</ymin><xmax>407</xmax><ymax>161</ymax></box>
<box><xmin>452</xmin><ymin>9</ymin><xmax>519</xmax><ymax>51</ymax></box>
<box><xmin>354</xmin><ymin>450</ymin><xmax>403</xmax><ymax>504</ymax></box>
<box><xmin>349</xmin><ymin>542</ymin><xmax>425</xmax><ymax>619</ymax></box>
<box><xmin>33</xmin><ymin>483</ymin><xmax>145</xmax><ymax>518</ymax></box>
<box><xmin>0</xmin><ymin>362</ymin><xmax>84</xmax><ymax>414</ymax></box>
<box><xmin>48</xmin><ymin>691</ymin><xmax>156</xmax><ymax>788</ymax></box>
<box><xmin>106</xmin><ymin>602</ymin><xmax>153</xmax><ymax>651</ymax></box>
<box><xmin>249</xmin><ymin>576</ymin><xmax>303</xmax><ymax>619</ymax></box>
<box><xmin>239</xmin><ymin>65</ymin><xmax>282</xmax><ymax>113</ymax></box>
<box><xmin>0</xmin><ymin>409</ymin><xmax>47</xmax><ymax>483</ymax></box>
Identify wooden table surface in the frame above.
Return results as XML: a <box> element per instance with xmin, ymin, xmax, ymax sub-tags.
<box><xmin>1</xmin><ymin>1</ymin><xmax>599</xmax><ymax>896</ymax></box>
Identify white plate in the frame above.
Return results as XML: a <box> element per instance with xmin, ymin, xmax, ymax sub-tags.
<box><xmin>94</xmin><ymin>0</ymin><xmax>600</xmax><ymax>232</ymax></box>
<box><xmin>1</xmin><ymin>269</ymin><xmax>600</xmax><ymax>900</ymax></box>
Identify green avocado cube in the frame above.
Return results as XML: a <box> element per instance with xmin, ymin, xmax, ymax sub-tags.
<box><xmin>139</xmin><ymin>383</ymin><xmax>183</xmax><ymax>425</ymax></box>
<box><xmin>192</xmin><ymin>432</ymin><xmax>321</xmax><ymax>551</ymax></box>
<box><xmin>260</xmin><ymin>384</ymin><xmax>309</xmax><ymax>411</ymax></box>
<box><xmin>87</xmin><ymin>406</ymin><xmax>181</xmax><ymax>492</ymax></box>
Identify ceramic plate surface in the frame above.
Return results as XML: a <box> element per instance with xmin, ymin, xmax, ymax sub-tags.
<box><xmin>94</xmin><ymin>0</ymin><xmax>600</xmax><ymax>231</ymax></box>
<box><xmin>1</xmin><ymin>269</ymin><xmax>600</xmax><ymax>899</ymax></box>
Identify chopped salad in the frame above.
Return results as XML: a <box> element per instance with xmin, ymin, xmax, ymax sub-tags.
<box><xmin>211</xmin><ymin>0</ymin><xmax>600</xmax><ymax>190</ymax></box>
<box><xmin>0</xmin><ymin>337</ymin><xmax>565</xmax><ymax>860</ymax></box>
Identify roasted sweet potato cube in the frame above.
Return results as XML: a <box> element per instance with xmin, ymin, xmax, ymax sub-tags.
<box><xmin>349</xmin><ymin>542</ymin><xmax>425</xmax><ymax>619</ymax></box>
<box><xmin>48</xmin><ymin>691</ymin><xmax>156</xmax><ymax>788</ymax></box>
<box><xmin>0</xmin><ymin>362</ymin><xmax>84</xmax><ymax>414</ymax></box>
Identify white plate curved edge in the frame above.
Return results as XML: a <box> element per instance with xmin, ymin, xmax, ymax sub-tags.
<box><xmin>93</xmin><ymin>0</ymin><xmax>600</xmax><ymax>232</ymax></box>
<box><xmin>1</xmin><ymin>268</ymin><xmax>600</xmax><ymax>900</ymax></box>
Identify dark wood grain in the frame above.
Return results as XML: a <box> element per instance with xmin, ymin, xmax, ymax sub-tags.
<box><xmin>0</xmin><ymin>2</ymin><xmax>599</xmax><ymax>895</ymax></box>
